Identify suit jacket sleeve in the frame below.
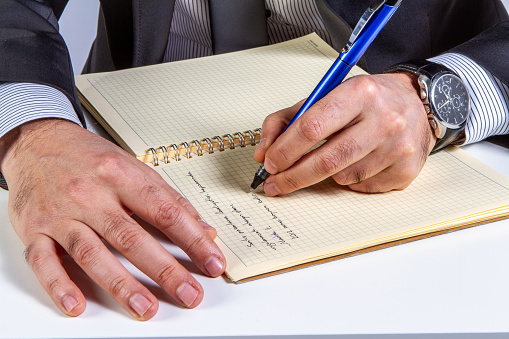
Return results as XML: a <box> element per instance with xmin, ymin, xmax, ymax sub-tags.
<box><xmin>0</xmin><ymin>0</ymin><xmax>85</xmax><ymax>125</ymax></box>
<box><xmin>449</xmin><ymin>21</ymin><xmax>509</xmax><ymax>88</ymax></box>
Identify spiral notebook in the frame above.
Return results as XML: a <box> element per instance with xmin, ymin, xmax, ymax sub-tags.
<box><xmin>75</xmin><ymin>34</ymin><xmax>509</xmax><ymax>283</ymax></box>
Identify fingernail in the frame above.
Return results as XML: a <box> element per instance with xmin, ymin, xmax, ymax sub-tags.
<box><xmin>264</xmin><ymin>158</ymin><xmax>277</xmax><ymax>173</ymax></box>
<box><xmin>255</xmin><ymin>138</ymin><xmax>266</xmax><ymax>152</ymax></box>
<box><xmin>129</xmin><ymin>294</ymin><xmax>152</xmax><ymax>317</ymax></box>
<box><xmin>205</xmin><ymin>256</ymin><xmax>224</xmax><ymax>277</ymax></box>
<box><xmin>176</xmin><ymin>283</ymin><xmax>198</xmax><ymax>307</ymax></box>
<box><xmin>264</xmin><ymin>182</ymin><xmax>281</xmax><ymax>197</ymax></box>
<box><xmin>63</xmin><ymin>295</ymin><xmax>78</xmax><ymax>313</ymax></box>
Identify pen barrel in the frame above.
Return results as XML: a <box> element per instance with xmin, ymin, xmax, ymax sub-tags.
<box><xmin>285</xmin><ymin>58</ymin><xmax>352</xmax><ymax>129</ymax></box>
<box><xmin>283</xmin><ymin>4</ymin><xmax>400</xmax><ymax>131</ymax></box>
<box><xmin>341</xmin><ymin>4</ymin><xmax>399</xmax><ymax>66</ymax></box>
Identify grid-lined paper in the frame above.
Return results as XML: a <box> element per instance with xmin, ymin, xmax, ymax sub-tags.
<box><xmin>76</xmin><ymin>34</ymin><xmax>509</xmax><ymax>282</ymax></box>
<box><xmin>77</xmin><ymin>34</ymin><xmax>365</xmax><ymax>155</ymax></box>
<box><xmin>157</xmin><ymin>146</ymin><xmax>509</xmax><ymax>281</ymax></box>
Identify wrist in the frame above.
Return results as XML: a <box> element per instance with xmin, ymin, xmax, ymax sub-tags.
<box><xmin>0</xmin><ymin>119</ymin><xmax>79</xmax><ymax>181</ymax></box>
<box><xmin>390</xmin><ymin>72</ymin><xmax>420</xmax><ymax>94</ymax></box>
<box><xmin>385</xmin><ymin>60</ymin><xmax>470</xmax><ymax>154</ymax></box>
<box><xmin>387</xmin><ymin>72</ymin><xmax>438</xmax><ymax>153</ymax></box>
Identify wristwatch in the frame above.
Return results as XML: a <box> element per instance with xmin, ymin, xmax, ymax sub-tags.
<box><xmin>385</xmin><ymin>60</ymin><xmax>470</xmax><ymax>153</ymax></box>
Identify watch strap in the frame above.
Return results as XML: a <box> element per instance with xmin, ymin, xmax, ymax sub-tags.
<box><xmin>385</xmin><ymin>60</ymin><xmax>450</xmax><ymax>82</ymax></box>
<box><xmin>431</xmin><ymin>125</ymin><xmax>462</xmax><ymax>154</ymax></box>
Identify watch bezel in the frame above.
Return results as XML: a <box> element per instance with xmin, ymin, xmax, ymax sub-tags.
<box><xmin>428</xmin><ymin>72</ymin><xmax>469</xmax><ymax>130</ymax></box>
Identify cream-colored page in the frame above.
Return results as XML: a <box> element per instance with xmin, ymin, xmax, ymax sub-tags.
<box><xmin>75</xmin><ymin>33</ymin><xmax>366</xmax><ymax>157</ymax></box>
<box><xmin>76</xmin><ymin>33</ymin><xmax>509</xmax><ymax>282</ymax></box>
<box><xmin>155</xmin><ymin>146</ymin><xmax>509</xmax><ymax>282</ymax></box>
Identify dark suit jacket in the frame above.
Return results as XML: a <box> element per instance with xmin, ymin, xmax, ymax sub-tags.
<box><xmin>1</xmin><ymin>0</ymin><xmax>508</xmax><ymax>130</ymax></box>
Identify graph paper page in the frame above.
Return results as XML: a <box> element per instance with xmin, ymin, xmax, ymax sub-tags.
<box><xmin>76</xmin><ymin>34</ymin><xmax>366</xmax><ymax>156</ymax></box>
<box><xmin>155</xmin><ymin>146</ymin><xmax>509</xmax><ymax>281</ymax></box>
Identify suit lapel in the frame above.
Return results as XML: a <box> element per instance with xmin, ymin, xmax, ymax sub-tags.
<box><xmin>132</xmin><ymin>0</ymin><xmax>176</xmax><ymax>67</ymax></box>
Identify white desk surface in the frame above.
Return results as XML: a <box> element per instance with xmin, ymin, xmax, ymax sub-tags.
<box><xmin>1</xmin><ymin>141</ymin><xmax>509</xmax><ymax>339</ymax></box>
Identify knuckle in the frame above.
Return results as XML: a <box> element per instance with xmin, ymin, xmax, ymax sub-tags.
<box><xmin>269</xmin><ymin>143</ymin><xmax>293</xmax><ymax>166</ymax></box>
<box><xmin>46</xmin><ymin>276</ymin><xmax>63</xmax><ymax>296</ymax></box>
<box><xmin>183</xmin><ymin>235</ymin><xmax>209</xmax><ymax>256</ymax></box>
<box><xmin>154</xmin><ymin>263</ymin><xmax>179</xmax><ymax>285</ymax></box>
<box><xmin>333</xmin><ymin>167</ymin><xmax>367</xmax><ymax>185</ymax></box>
<box><xmin>297</xmin><ymin>115</ymin><xmax>328</xmax><ymax>143</ymax></box>
<box><xmin>140</xmin><ymin>183</ymin><xmax>161</xmax><ymax>200</ymax></box>
<box><xmin>153</xmin><ymin>200</ymin><xmax>184</xmax><ymax>230</ymax></box>
<box><xmin>108</xmin><ymin>275</ymin><xmax>131</xmax><ymax>299</ymax></box>
<box><xmin>103</xmin><ymin>212</ymin><xmax>143</xmax><ymax>252</ymax></box>
<box><xmin>264</xmin><ymin>112</ymin><xmax>283</xmax><ymax>128</ymax></box>
<box><xmin>260</xmin><ymin>113</ymin><xmax>282</xmax><ymax>139</ymax></box>
<box><xmin>175</xmin><ymin>195</ymin><xmax>192</xmax><ymax>210</ymax></box>
<box><xmin>399</xmin><ymin>140</ymin><xmax>418</xmax><ymax>158</ymax></box>
<box><xmin>332</xmin><ymin>171</ymin><xmax>348</xmax><ymax>185</ymax></box>
<box><xmin>349</xmin><ymin>167</ymin><xmax>368</xmax><ymax>184</ymax></box>
<box><xmin>66</xmin><ymin>232</ymin><xmax>102</xmax><ymax>268</ymax></box>
<box><xmin>63</xmin><ymin>177</ymin><xmax>88</xmax><ymax>201</ymax></box>
<box><xmin>116</xmin><ymin>228</ymin><xmax>145</xmax><ymax>253</ymax></box>
<box><xmin>353</xmin><ymin>168</ymin><xmax>368</xmax><ymax>184</ymax></box>
<box><xmin>356</xmin><ymin>75</ymin><xmax>379</xmax><ymax>97</ymax></box>
<box><xmin>332</xmin><ymin>138</ymin><xmax>358</xmax><ymax>166</ymax></box>
<box><xmin>25</xmin><ymin>245</ymin><xmax>46</xmax><ymax>272</ymax></box>
<box><xmin>398</xmin><ymin>164</ymin><xmax>420</xmax><ymax>183</ymax></box>
<box><xmin>315</xmin><ymin>150</ymin><xmax>343</xmax><ymax>175</ymax></box>
<box><xmin>280</xmin><ymin>171</ymin><xmax>303</xmax><ymax>191</ymax></box>
<box><xmin>96</xmin><ymin>152</ymin><xmax>128</xmax><ymax>180</ymax></box>
<box><xmin>389</xmin><ymin>114</ymin><xmax>408</xmax><ymax>136</ymax></box>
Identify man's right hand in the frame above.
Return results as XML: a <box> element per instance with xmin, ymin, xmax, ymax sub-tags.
<box><xmin>0</xmin><ymin>118</ymin><xmax>225</xmax><ymax>320</ymax></box>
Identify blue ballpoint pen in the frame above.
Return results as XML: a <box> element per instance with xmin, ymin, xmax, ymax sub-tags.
<box><xmin>250</xmin><ymin>0</ymin><xmax>403</xmax><ymax>191</ymax></box>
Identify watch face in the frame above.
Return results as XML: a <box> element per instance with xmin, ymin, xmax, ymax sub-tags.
<box><xmin>430</xmin><ymin>73</ymin><xmax>469</xmax><ymax>128</ymax></box>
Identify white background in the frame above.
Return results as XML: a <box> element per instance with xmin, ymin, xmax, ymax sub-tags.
<box><xmin>59</xmin><ymin>0</ymin><xmax>509</xmax><ymax>74</ymax></box>
<box><xmin>3</xmin><ymin>2</ymin><xmax>509</xmax><ymax>338</ymax></box>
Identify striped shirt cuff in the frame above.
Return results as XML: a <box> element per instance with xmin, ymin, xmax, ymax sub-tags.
<box><xmin>0</xmin><ymin>82</ymin><xmax>82</xmax><ymax>139</ymax></box>
<box><xmin>429</xmin><ymin>53</ymin><xmax>509</xmax><ymax>145</ymax></box>
<box><xmin>0</xmin><ymin>82</ymin><xmax>82</xmax><ymax>190</ymax></box>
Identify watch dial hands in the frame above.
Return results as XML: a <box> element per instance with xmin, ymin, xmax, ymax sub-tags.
<box><xmin>432</xmin><ymin>74</ymin><xmax>469</xmax><ymax>125</ymax></box>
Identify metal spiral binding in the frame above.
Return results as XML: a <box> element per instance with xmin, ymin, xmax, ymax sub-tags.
<box><xmin>180</xmin><ymin>142</ymin><xmax>191</xmax><ymax>158</ymax></box>
<box><xmin>191</xmin><ymin>140</ymin><xmax>203</xmax><ymax>156</ymax></box>
<box><xmin>170</xmin><ymin>144</ymin><xmax>180</xmax><ymax>161</ymax></box>
<box><xmin>214</xmin><ymin>135</ymin><xmax>225</xmax><ymax>151</ymax></box>
<box><xmin>244</xmin><ymin>130</ymin><xmax>256</xmax><ymax>146</ymax></box>
<box><xmin>201</xmin><ymin>137</ymin><xmax>214</xmax><ymax>153</ymax></box>
<box><xmin>234</xmin><ymin>132</ymin><xmax>246</xmax><ymax>147</ymax></box>
<box><xmin>223</xmin><ymin>133</ymin><xmax>235</xmax><ymax>149</ymax></box>
<box><xmin>146</xmin><ymin>129</ymin><xmax>261</xmax><ymax>166</ymax></box>
<box><xmin>159</xmin><ymin>145</ymin><xmax>169</xmax><ymax>164</ymax></box>
<box><xmin>148</xmin><ymin>147</ymin><xmax>159</xmax><ymax>166</ymax></box>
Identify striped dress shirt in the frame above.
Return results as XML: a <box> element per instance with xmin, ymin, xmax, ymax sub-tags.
<box><xmin>1</xmin><ymin>0</ymin><xmax>508</xmax><ymax>189</ymax></box>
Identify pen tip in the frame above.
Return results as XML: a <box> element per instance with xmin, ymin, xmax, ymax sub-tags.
<box><xmin>249</xmin><ymin>187</ymin><xmax>254</xmax><ymax>193</ymax></box>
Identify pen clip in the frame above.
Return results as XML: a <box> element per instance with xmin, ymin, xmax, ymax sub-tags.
<box><xmin>342</xmin><ymin>0</ymin><xmax>387</xmax><ymax>53</ymax></box>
